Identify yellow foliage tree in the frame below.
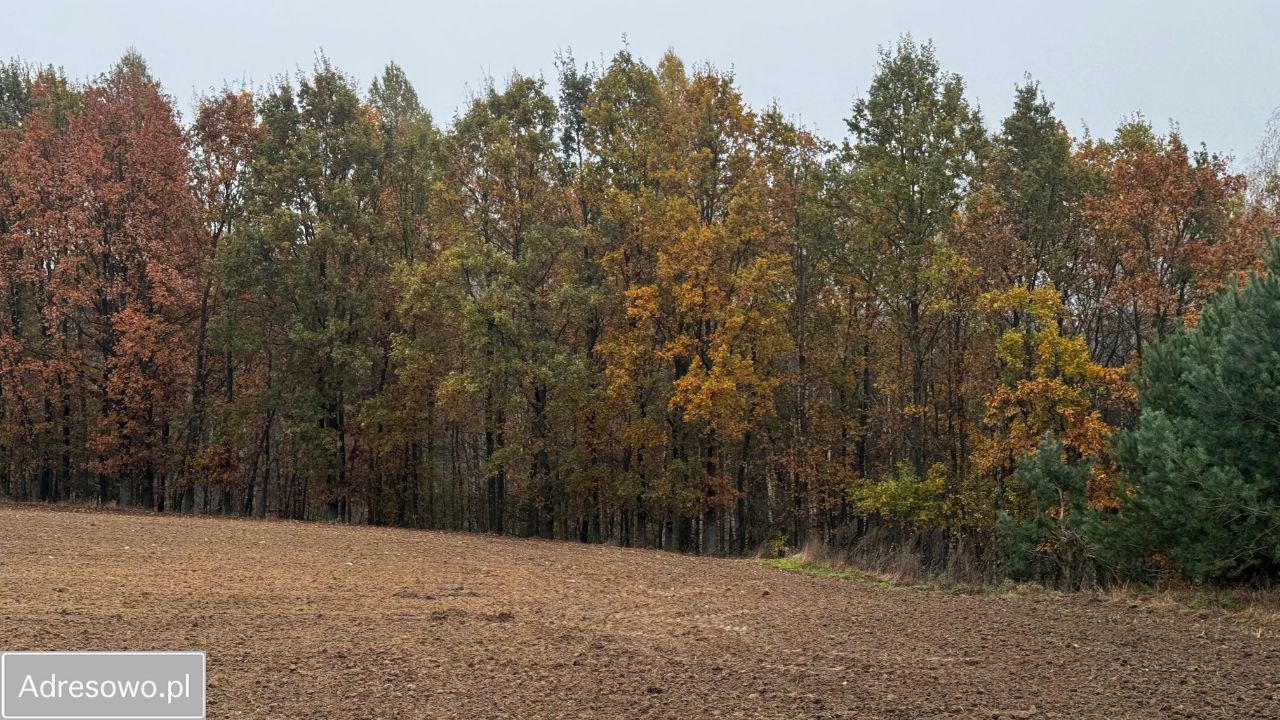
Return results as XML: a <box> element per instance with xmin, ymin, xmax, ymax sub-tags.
<box><xmin>972</xmin><ymin>285</ymin><xmax>1126</xmax><ymax>509</ymax></box>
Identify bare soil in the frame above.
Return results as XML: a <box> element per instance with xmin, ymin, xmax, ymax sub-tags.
<box><xmin>1</xmin><ymin>505</ymin><xmax>1276</xmax><ymax>719</ymax></box>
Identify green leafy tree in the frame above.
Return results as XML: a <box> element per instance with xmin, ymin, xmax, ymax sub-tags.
<box><xmin>836</xmin><ymin>37</ymin><xmax>986</xmax><ymax>479</ymax></box>
<box><xmin>430</xmin><ymin>73</ymin><xmax>573</xmax><ymax>534</ymax></box>
<box><xmin>223</xmin><ymin>59</ymin><xmax>382</xmax><ymax>519</ymax></box>
<box><xmin>966</xmin><ymin>79</ymin><xmax>1090</xmax><ymax>301</ymax></box>
<box><xmin>360</xmin><ymin>62</ymin><xmax>441</xmax><ymax>526</ymax></box>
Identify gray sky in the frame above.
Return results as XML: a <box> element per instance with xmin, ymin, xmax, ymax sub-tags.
<box><xmin>7</xmin><ymin>1</ymin><xmax>1279</xmax><ymax>161</ymax></box>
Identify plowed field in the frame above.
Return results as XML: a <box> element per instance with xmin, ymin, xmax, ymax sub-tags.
<box><xmin>1</xmin><ymin>505</ymin><xmax>1275</xmax><ymax>718</ymax></box>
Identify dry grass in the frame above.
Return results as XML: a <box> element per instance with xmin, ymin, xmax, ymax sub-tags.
<box><xmin>776</xmin><ymin>523</ymin><xmax>1004</xmax><ymax>590</ymax></box>
<box><xmin>1087</xmin><ymin>582</ymin><xmax>1280</xmax><ymax>638</ymax></box>
<box><xmin>774</xmin><ymin>535</ymin><xmax>1280</xmax><ymax>638</ymax></box>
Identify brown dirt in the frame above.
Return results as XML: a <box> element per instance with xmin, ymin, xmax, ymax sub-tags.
<box><xmin>1</xmin><ymin>505</ymin><xmax>1276</xmax><ymax>719</ymax></box>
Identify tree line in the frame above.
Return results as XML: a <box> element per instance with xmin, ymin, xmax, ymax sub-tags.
<box><xmin>1</xmin><ymin>40</ymin><xmax>1275</xmax><ymax>583</ymax></box>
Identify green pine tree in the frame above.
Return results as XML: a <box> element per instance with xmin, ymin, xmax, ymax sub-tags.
<box><xmin>999</xmin><ymin>435</ymin><xmax>1100</xmax><ymax>590</ymax></box>
<box><xmin>1111</xmin><ymin>239</ymin><xmax>1280</xmax><ymax>582</ymax></box>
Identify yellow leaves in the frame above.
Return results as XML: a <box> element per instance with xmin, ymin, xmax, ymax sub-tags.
<box><xmin>852</xmin><ymin>463</ymin><xmax>950</xmax><ymax>529</ymax></box>
<box><xmin>984</xmin><ymin>285</ymin><xmax>1099</xmax><ymax>384</ymax></box>
<box><xmin>975</xmin><ymin>280</ymin><xmax>1119</xmax><ymax>501</ymax></box>
<box><xmin>922</xmin><ymin>242</ymin><xmax>977</xmax><ymax>311</ymax></box>
<box><xmin>668</xmin><ymin>352</ymin><xmax>775</xmax><ymax>439</ymax></box>
<box><xmin>671</xmin><ymin>280</ymin><xmax>717</xmax><ymax>316</ymax></box>
<box><xmin>669</xmin><ymin>355</ymin><xmax>710</xmax><ymax>416</ymax></box>
<box><xmin>1035</xmin><ymin>334</ymin><xmax>1092</xmax><ymax>380</ymax></box>
<box><xmin>902</xmin><ymin>404</ymin><xmax>930</xmax><ymax>419</ymax></box>
<box><xmin>655</xmin><ymin>333</ymin><xmax>696</xmax><ymax>364</ymax></box>
<box><xmin>657</xmin><ymin>225</ymin><xmax>728</xmax><ymax>317</ymax></box>
<box><xmin>624</xmin><ymin>284</ymin><xmax>660</xmax><ymax>322</ymax></box>
<box><xmin>979</xmin><ymin>285</ymin><xmax>1063</xmax><ymax>324</ymax></box>
<box><xmin>993</xmin><ymin>329</ymin><xmax>1025</xmax><ymax>368</ymax></box>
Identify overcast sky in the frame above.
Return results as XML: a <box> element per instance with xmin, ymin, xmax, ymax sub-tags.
<box><xmin>7</xmin><ymin>1</ymin><xmax>1279</xmax><ymax>162</ymax></box>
